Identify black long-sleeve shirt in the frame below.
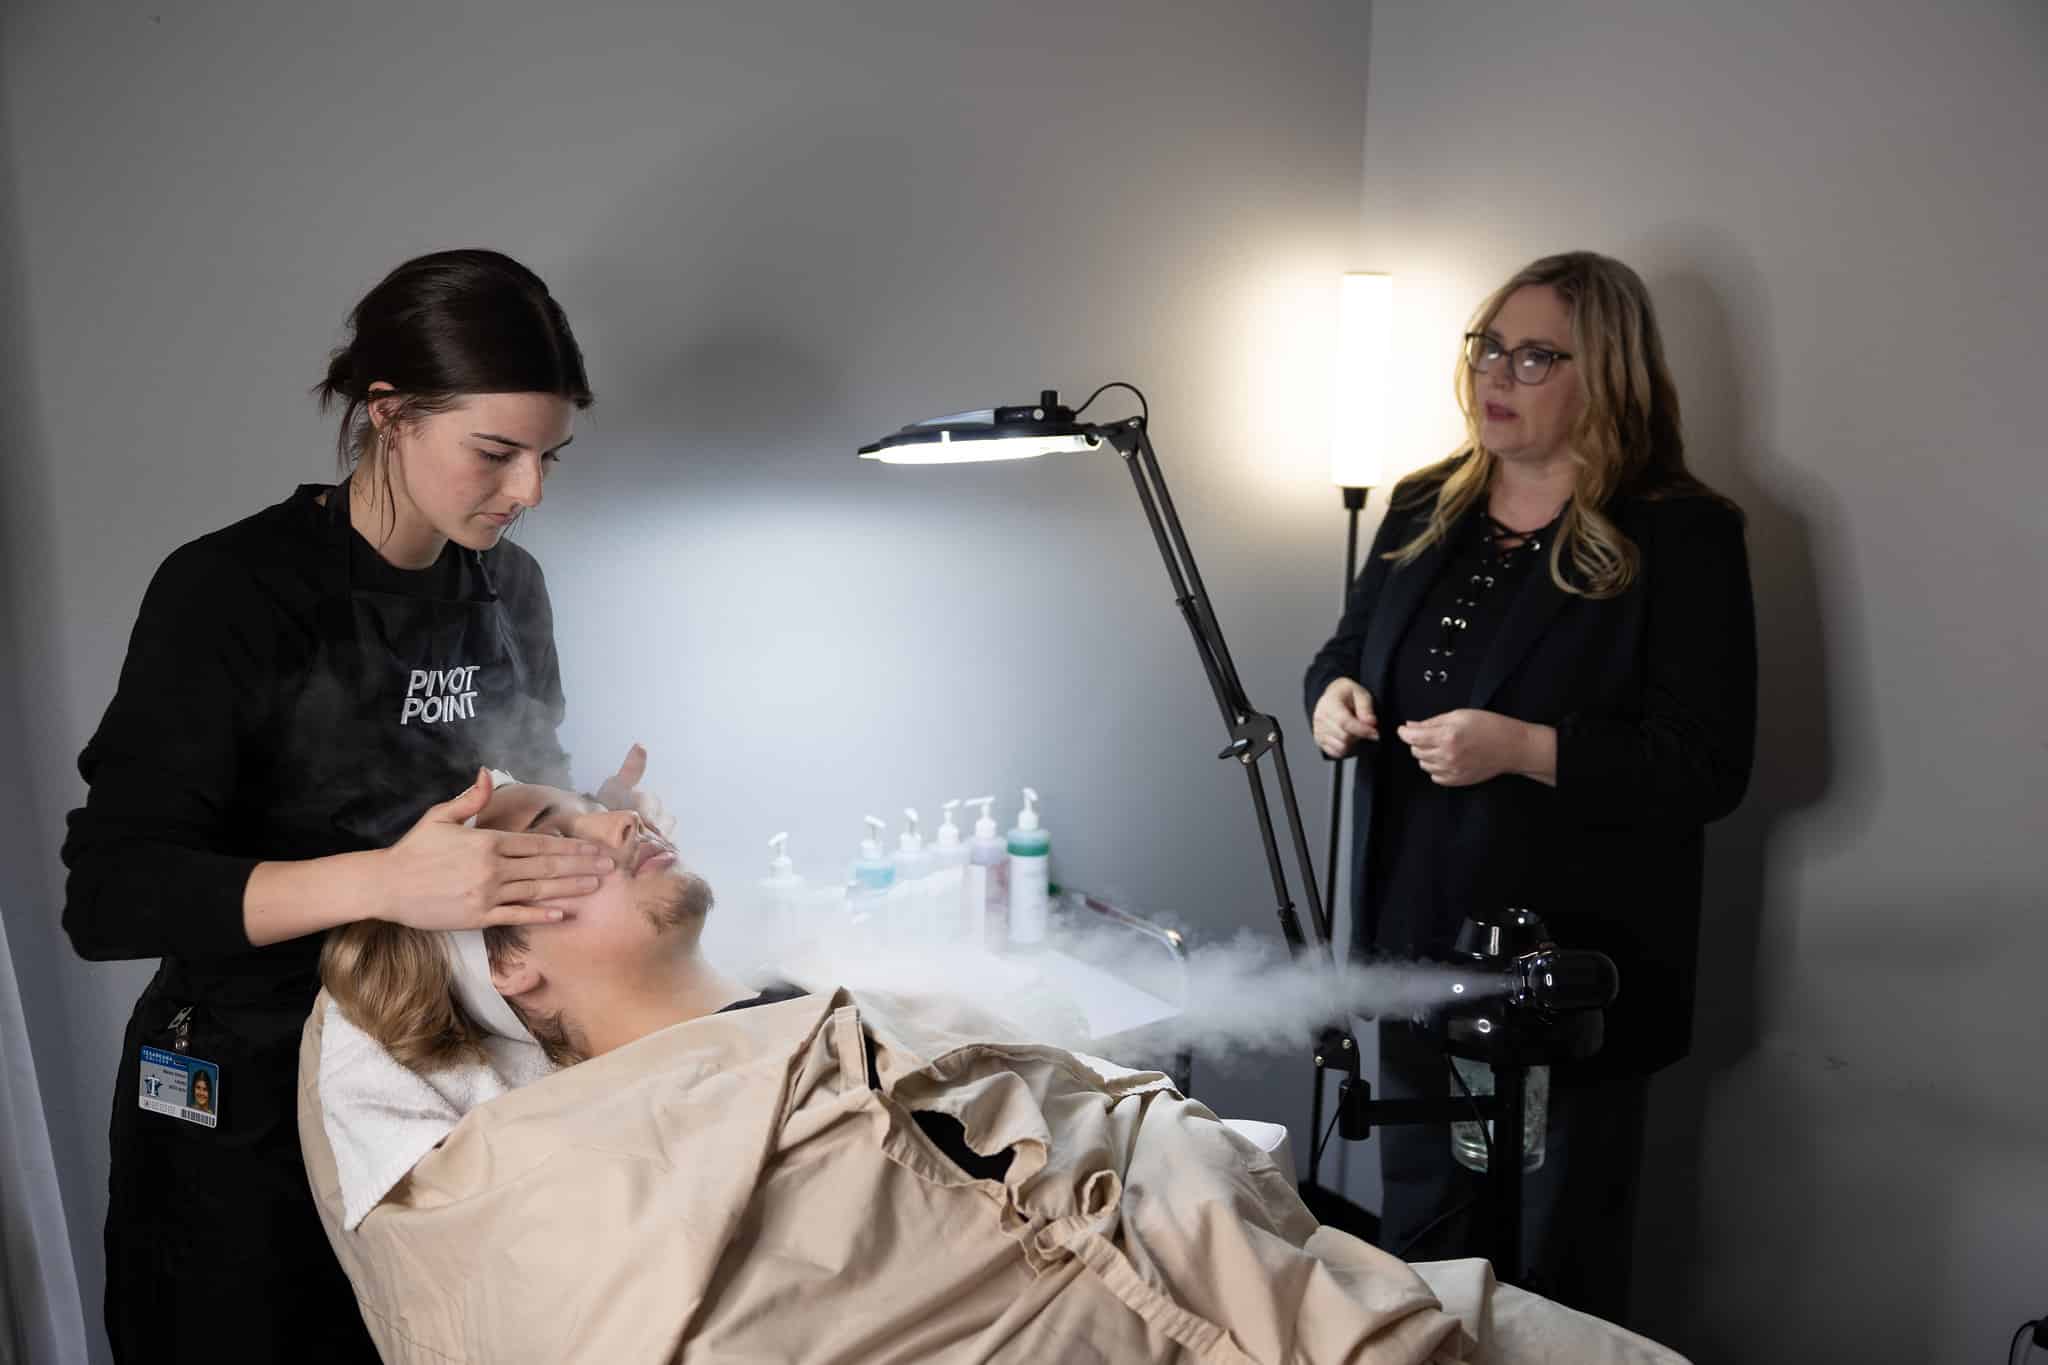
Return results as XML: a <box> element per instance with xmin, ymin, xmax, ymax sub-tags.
<box><xmin>62</xmin><ymin>484</ymin><xmax>570</xmax><ymax>983</ymax></box>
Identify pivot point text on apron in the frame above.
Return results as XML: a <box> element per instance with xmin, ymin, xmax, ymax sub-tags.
<box><xmin>402</xmin><ymin>666</ymin><xmax>483</xmax><ymax>724</ymax></box>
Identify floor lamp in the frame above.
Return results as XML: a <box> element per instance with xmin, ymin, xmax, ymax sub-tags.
<box><xmin>1307</xmin><ymin>272</ymin><xmax>1396</xmax><ymax>1197</ymax></box>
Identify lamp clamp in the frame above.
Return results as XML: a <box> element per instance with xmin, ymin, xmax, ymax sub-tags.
<box><xmin>1219</xmin><ymin>711</ymin><xmax>1284</xmax><ymax>765</ymax></box>
<box><xmin>1313</xmin><ymin>1023</ymin><xmax>1360</xmax><ymax>1076</ymax></box>
<box><xmin>1104</xmin><ymin>415</ymin><xmax>1147</xmax><ymax>455</ymax></box>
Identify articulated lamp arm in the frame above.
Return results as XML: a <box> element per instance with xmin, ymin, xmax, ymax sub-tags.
<box><xmin>1096</xmin><ymin>416</ymin><xmax>1335</xmax><ymax>963</ymax></box>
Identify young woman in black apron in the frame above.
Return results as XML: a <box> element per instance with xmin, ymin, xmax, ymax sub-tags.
<box><xmin>63</xmin><ymin>249</ymin><xmax>656</xmax><ymax>1361</ymax></box>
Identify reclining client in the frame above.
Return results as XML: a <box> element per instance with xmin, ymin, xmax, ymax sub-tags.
<box><xmin>305</xmin><ymin>774</ymin><xmax>1472</xmax><ymax>1365</ymax></box>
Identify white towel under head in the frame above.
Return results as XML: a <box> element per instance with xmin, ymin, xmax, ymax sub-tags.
<box><xmin>319</xmin><ymin>767</ymin><xmax>555</xmax><ymax>1228</ymax></box>
<box><xmin>319</xmin><ymin>998</ymin><xmax>554</xmax><ymax>1229</ymax></box>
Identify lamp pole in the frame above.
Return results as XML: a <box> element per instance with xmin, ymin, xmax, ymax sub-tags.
<box><xmin>1323</xmin><ymin>484</ymin><xmax>1371</xmax><ymax>916</ymax></box>
<box><xmin>1308</xmin><ymin>481</ymin><xmax>1370</xmax><ymax>1198</ymax></box>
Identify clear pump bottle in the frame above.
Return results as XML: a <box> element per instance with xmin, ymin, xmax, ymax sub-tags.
<box><xmin>890</xmin><ymin>807</ymin><xmax>932</xmax><ymax>944</ymax></box>
<box><xmin>848</xmin><ymin>815</ymin><xmax>894</xmax><ymax>938</ymax></box>
<box><xmin>963</xmin><ymin>796</ymin><xmax>1006</xmax><ymax>951</ymax></box>
<box><xmin>928</xmin><ymin>800</ymin><xmax>969</xmax><ymax>944</ymax></box>
<box><xmin>759</xmin><ymin>832</ymin><xmax>806</xmax><ymax>947</ymax></box>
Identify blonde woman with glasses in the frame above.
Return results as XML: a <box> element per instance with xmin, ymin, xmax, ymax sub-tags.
<box><xmin>1304</xmin><ymin>251</ymin><xmax>1757</xmax><ymax>1324</ymax></box>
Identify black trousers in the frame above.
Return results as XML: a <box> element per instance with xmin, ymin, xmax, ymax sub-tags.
<box><xmin>104</xmin><ymin>977</ymin><xmax>378</xmax><ymax>1363</ymax></box>
<box><xmin>1375</xmin><ymin>1021</ymin><xmax>1649</xmax><ymax>1326</ymax></box>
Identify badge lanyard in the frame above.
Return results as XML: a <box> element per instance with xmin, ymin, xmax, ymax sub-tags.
<box><xmin>137</xmin><ymin>1006</ymin><xmax>220</xmax><ymax>1129</ymax></box>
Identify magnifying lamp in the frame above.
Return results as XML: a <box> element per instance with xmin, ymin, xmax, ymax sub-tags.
<box><xmin>862</xmin><ymin>384</ymin><xmax>1335</xmax><ymax>965</ymax></box>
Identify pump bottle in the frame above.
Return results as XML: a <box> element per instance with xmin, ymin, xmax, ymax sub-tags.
<box><xmin>1006</xmin><ymin>787</ymin><xmax>1051</xmax><ymax>948</ymax></box>
<box><xmin>759</xmin><ymin>832</ymin><xmax>806</xmax><ymax>947</ymax></box>
<box><xmin>848</xmin><ymin>815</ymin><xmax>894</xmax><ymax>938</ymax></box>
<box><xmin>963</xmin><ymin>796</ymin><xmax>1006</xmax><ymax>950</ymax></box>
<box><xmin>928</xmin><ymin>800</ymin><xmax>969</xmax><ymax>944</ymax></box>
<box><xmin>890</xmin><ymin>808</ymin><xmax>932</xmax><ymax>944</ymax></box>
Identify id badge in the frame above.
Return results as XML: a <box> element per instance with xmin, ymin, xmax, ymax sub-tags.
<box><xmin>138</xmin><ymin>1046</ymin><xmax>221</xmax><ymax>1129</ymax></box>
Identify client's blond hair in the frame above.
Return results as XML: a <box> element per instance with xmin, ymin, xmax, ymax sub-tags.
<box><xmin>319</xmin><ymin>921</ymin><xmax>584</xmax><ymax>1069</ymax></box>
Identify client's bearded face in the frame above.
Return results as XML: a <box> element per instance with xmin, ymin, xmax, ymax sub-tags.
<box><xmin>477</xmin><ymin>783</ymin><xmax>715</xmax><ymax>964</ymax></box>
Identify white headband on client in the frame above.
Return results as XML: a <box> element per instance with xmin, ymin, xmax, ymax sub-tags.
<box><xmin>445</xmin><ymin>768</ymin><xmax>540</xmax><ymax>1047</ymax></box>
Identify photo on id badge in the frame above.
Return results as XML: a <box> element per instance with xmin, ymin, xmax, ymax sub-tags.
<box><xmin>139</xmin><ymin>1047</ymin><xmax>220</xmax><ymax>1128</ymax></box>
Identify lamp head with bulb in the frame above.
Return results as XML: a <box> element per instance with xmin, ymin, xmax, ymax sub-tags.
<box><xmin>858</xmin><ymin>390</ymin><xmax>1110</xmax><ymax>465</ymax></box>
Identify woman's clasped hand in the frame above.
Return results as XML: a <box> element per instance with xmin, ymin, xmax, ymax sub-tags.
<box><xmin>1316</xmin><ymin>678</ymin><xmax>1540</xmax><ymax>787</ymax></box>
<box><xmin>1395</xmin><ymin>708</ymin><xmax>1540</xmax><ymax>788</ymax></box>
<box><xmin>1312</xmin><ymin>677</ymin><xmax>1381</xmax><ymax>757</ymax></box>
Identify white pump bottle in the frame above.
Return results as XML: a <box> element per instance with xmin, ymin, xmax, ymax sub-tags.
<box><xmin>890</xmin><ymin>807</ymin><xmax>932</xmax><ymax>944</ymax></box>
<box><xmin>928</xmin><ymin>800</ymin><xmax>970</xmax><ymax>944</ymax></box>
<box><xmin>962</xmin><ymin>796</ymin><xmax>1006</xmax><ymax>951</ymax></box>
<box><xmin>760</xmin><ymin>832</ymin><xmax>806</xmax><ymax>947</ymax></box>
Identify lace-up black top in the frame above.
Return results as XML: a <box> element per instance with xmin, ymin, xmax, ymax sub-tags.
<box><xmin>1372</xmin><ymin>510</ymin><xmax>1561</xmax><ymax>957</ymax></box>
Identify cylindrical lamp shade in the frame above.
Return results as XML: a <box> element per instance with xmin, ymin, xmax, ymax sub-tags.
<box><xmin>1330</xmin><ymin>272</ymin><xmax>1395</xmax><ymax>489</ymax></box>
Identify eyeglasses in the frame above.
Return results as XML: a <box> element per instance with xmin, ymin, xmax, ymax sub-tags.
<box><xmin>1463</xmin><ymin>333</ymin><xmax>1573</xmax><ymax>386</ymax></box>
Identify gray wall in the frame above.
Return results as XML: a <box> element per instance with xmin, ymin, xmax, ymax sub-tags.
<box><xmin>10</xmin><ymin>2</ymin><xmax>2043</xmax><ymax>1361</ymax></box>
<box><xmin>1</xmin><ymin>3</ymin><xmax>1371</xmax><ymax>1359</ymax></box>
<box><xmin>1354</xmin><ymin>1</ymin><xmax>2048</xmax><ymax>1360</ymax></box>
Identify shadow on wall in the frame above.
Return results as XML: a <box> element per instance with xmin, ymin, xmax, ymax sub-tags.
<box><xmin>1626</xmin><ymin>233</ymin><xmax>1882</xmax><ymax>1357</ymax></box>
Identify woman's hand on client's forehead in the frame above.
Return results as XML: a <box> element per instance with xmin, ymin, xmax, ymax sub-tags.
<box><xmin>375</xmin><ymin>770</ymin><xmax>616</xmax><ymax>932</ymax></box>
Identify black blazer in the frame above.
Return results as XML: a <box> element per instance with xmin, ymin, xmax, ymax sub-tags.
<box><xmin>1304</xmin><ymin>476</ymin><xmax>1757</xmax><ymax>1073</ymax></box>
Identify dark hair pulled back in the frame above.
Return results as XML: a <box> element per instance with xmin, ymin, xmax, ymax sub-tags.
<box><xmin>312</xmin><ymin>249</ymin><xmax>593</xmax><ymax>474</ymax></box>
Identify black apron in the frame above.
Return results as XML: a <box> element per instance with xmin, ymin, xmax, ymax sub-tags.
<box><xmin>105</xmin><ymin>482</ymin><xmax>553</xmax><ymax>1363</ymax></box>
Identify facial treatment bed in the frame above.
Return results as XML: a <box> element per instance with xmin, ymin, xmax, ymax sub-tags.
<box><xmin>297</xmin><ymin>987</ymin><xmax>1689</xmax><ymax>1363</ymax></box>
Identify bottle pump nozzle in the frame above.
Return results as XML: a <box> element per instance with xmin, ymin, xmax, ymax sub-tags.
<box><xmin>899</xmin><ymin>807</ymin><xmax>924</xmax><ymax>853</ymax></box>
<box><xmin>861</xmin><ymin>815</ymin><xmax>886</xmax><ymax>859</ymax></box>
<box><xmin>1017</xmin><ymin>787</ymin><xmax>1041</xmax><ymax>831</ymax></box>
<box><xmin>937</xmin><ymin>799</ymin><xmax>962</xmax><ymax>846</ymax></box>
<box><xmin>768</xmin><ymin>831</ymin><xmax>794</xmax><ymax>877</ymax></box>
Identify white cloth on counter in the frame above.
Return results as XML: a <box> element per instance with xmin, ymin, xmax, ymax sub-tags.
<box><xmin>775</xmin><ymin>942</ymin><xmax>1170</xmax><ymax>1052</ymax></box>
<box><xmin>316</xmin><ymin>997</ymin><xmax>553</xmax><ymax>1230</ymax></box>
